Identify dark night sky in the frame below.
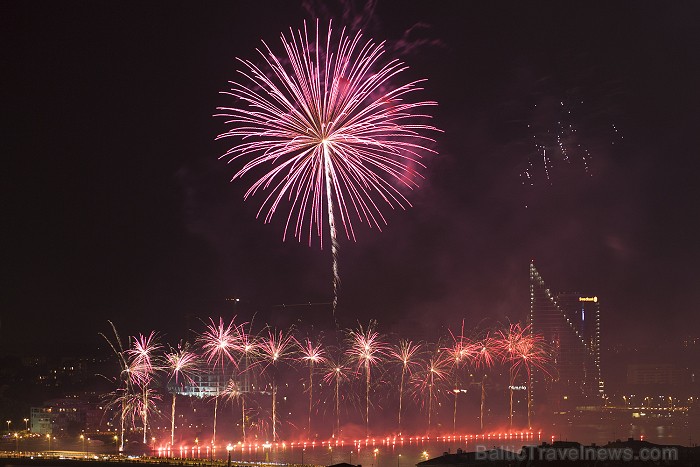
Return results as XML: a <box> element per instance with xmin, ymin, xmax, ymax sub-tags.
<box><xmin>2</xmin><ymin>1</ymin><xmax>700</xmax><ymax>354</ymax></box>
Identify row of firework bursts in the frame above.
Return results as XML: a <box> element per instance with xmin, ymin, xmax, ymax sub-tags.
<box><xmin>101</xmin><ymin>319</ymin><xmax>552</xmax><ymax>452</ymax></box>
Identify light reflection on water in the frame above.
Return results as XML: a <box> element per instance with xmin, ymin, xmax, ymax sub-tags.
<box><xmin>156</xmin><ymin>433</ymin><xmax>542</xmax><ymax>467</ymax></box>
<box><xmin>4</xmin><ymin>423</ymin><xmax>695</xmax><ymax>467</ymax></box>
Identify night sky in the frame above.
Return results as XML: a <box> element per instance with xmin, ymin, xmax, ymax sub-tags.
<box><xmin>3</xmin><ymin>1</ymin><xmax>700</xmax><ymax>354</ymax></box>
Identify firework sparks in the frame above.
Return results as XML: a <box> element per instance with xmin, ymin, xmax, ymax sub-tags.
<box><xmin>322</xmin><ymin>353</ymin><xmax>350</xmax><ymax>437</ymax></box>
<box><xmin>126</xmin><ymin>332</ymin><xmax>162</xmax><ymax>443</ymax></box>
<box><xmin>498</xmin><ymin>323</ymin><xmax>552</xmax><ymax>428</ymax></box>
<box><xmin>259</xmin><ymin>328</ymin><xmax>295</xmax><ymax>441</ymax></box>
<box><xmin>347</xmin><ymin>321</ymin><xmax>387</xmax><ymax>437</ymax></box>
<box><xmin>410</xmin><ymin>350</ymin><xmax>449</xmax><ymax>432</ymax></box>
<box><xmin>296</xmin><ymin>337</ymin><xmax>326</xmax><ymax>436</ymax></box>
<box><xmin>222</xmin><ymin>377</ymin><xmax>248</xmax><ymax>435</ymax></box>
<box><xmin>468</xmin><ymin>333</ymin><xmax>501</xmax><ymax>431</ymax></box>
<box><xmin>100</xmin><ymin>319</ymin><xmax>555</xmax><ymax>440</ymax></box>
<box><xmin>389</xmin><ymin>339</ymin><xmax>421</xmax><ymax>431</ymax></box>
<box><xmin>497</xmin><ymin>323</ymin><xmax>526</xmax><ymax>428</ymax></box>
<box><xmin>165</xmin><ymin>343</ymin><xmax>200</xmax><ymax>447</ymax></box>
<box><xmin>233</xmin><ymin>321</ymin><xmax>260</xmax><ymax>441</ymax></box>
<box><xmin>216</xmin><ymin>20</ymin><xmax>440</xmax><ymax>313</ymax></box>
<box><xmin>199</xmin><ymin>317</ymin><xmax>239</xmax><ymax>369</ymax></box>
<box><xmin>105</xmin><ymin>387</ymin><xmax>161</xmax><ymax>440</ymax></box>
<box><xmin>126</xmin><ymin>331</ymin><xmax>162</xmax><ymax>384</ymax></box>
<box><xmin>443</xmin><ymin>321</ymin><xmax>472</xmax><ymax>432</ymax></box>
<box><xmin>99</xmin><ymin>321</ymin><xmax>131</xmax><ymax>453</ymax></box>
<box><xmin>197</xmin><ymin>317</ymin><xmax>240</xmax><ymax>445</ymax></box>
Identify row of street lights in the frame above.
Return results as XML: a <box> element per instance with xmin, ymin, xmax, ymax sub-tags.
<box><xmin>5</xmin><ymin>419</ymin><xmax>31</xmax><ymax>432</ymax></box>
<box><xmin>80</xmin><ymin>434</ymin><xmax>91</xmax><ymax>457</ymax></box>
<box><xmin>222</xmin><ymin>445</ymin><xmax>408</xmax><ymax>467</ymax></box>
<box><xmin>216</xmin><ymin>445</ymin><xmax>413</xmax><ymax>467</ymax></box>
<box><xmin>7</xmin><ymin>431</ymin><xmax>427</xmax><ymax>465</ymax></box>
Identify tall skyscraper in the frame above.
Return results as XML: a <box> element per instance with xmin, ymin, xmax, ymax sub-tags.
<box><xmin>529</xmin><ymin>262</ymin><xmax>604</xmax><ymax>411</ymax></box>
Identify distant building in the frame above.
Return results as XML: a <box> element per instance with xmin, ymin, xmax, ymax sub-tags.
<box><xmin>529</xmin><ymin>262</ymin><xmax>604</xmax><ymax>413</ymax></box>
<box><xmin>627</xmin><ymin>364</ymin><xmax>687</xmax><ymax>386</ymax></box>
<box><xmin>30</xmin><ymin>407</ymin><xmax>53</xmax><ymax>435</ymax></box>
<box><xmin>176</xmin><ymin>368</ymin><xmax>236</xmax><ymax>398</ymax></box>
<box><xmin>30</xmin><ymin>397</ymin><xmax>100</xmax><ymax>435</ymax></box>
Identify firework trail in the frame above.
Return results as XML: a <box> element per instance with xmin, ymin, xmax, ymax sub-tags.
<box><xmin>516</xmin><ymin>329</ymin><xmax>552</xmax><ymax>429</ymax></box>
<box><xmin>347</xmin><ymin>321</ymin><xmax>387</xmax><ymax>437</ymax></box>
<box><xmin>470</xmin><ymin>333</ymin><xmax>501</xmax><ymax>431</ymax></box>
<box><xmin>103</xmin><ymin>387</ymin><xmax>135</xmax><ymax>446</ymax></box>
<box><xmin>296</xmin><ymin>337</ymin><xmax>326</xmax><ymax>437</ymax></box>
<box><xmin>101</xmin><ymin>319</ymin><xmax>554</xmax><ymax>439</ymax></box>
<box><xmin>223</xmin><ymin>377</ymin><xmax>243</xmax><ymax>401</ymax></box>
<box><xmin>497</xmin><ymin>323</ymin><xmax>526</xmax><ymax>428</ymax></box>
<box><xmin>197</xmin><ymin>317</ymin><xmax>240</xmax><ymax>445</ymax></box>
<box><xmin>216</xmin><ymin>20</ymin><xmax>441</xmax><ymax>314</ymax></box>
<box><xmin>389</xmin><ymin>339</ymin><xmax>421</xmax><ymax>432</ymax></box>
<box><xmin>99</xmin><ymin>322</ymin><xmax>132</xmax><ymax>452</ymax></box>
<box><xmin>322</xmin><ymin>352</ymin><xmax>350</xmax><ymax>437</ymax></box>
<box><xmin>165</xmin><ymin>343</ymin><xmax>200</xmax><ymax>447</ymax></box>
<box><xmin>410</xmin><ymin>349</ymin><xmax>449</xmax><ymax>433</ymax></box>
<box><xmin>222</xmin><ymin>377</ymin><xmax>248</xmax><ymax>439</ymax></box>
<box><xmin>498</xmin><ymin>323</ymin><xmax>552</xmax><ymax>429</ymax></box>
<box><xmin>443</xmin><ymin>322</ymin><xmax>471</xmax><ymax>433</ymax></box>
<box><xmin>259</xmin><ymin>328</ymin><xmax>295</xmax><ymax>441</ymax></box>
<box><xmin>233</xmin><ymin>321</ymin><xmax>260</xmax><ymax>441</ymax></box>
<box><xmin>126</xmin><ymin>332</ymin><xmax>163</xmax><ymax>443</ymax></box>
<box><xmin>105</xmin><ymin>387</ymin><xmax>161</xmax><ymax>443</ymax></box>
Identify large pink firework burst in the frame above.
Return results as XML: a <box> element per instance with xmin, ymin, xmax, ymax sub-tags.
<box><xmin>216</xmin><ymin>20</ymin><xmax>440</xmax><ymax>312</ymax></box>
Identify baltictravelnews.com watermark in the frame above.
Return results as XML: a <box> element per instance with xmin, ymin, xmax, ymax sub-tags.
<box><xmin>475</xmin><ymin>444</ymin><xmax>678</xmax><ymax>462</ymax></box>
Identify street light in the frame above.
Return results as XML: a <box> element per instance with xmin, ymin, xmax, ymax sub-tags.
<box><xmin>226</xmin><ymin>444</ymin><xmax>233</xmax><ymax>467</ymax></box>
<box><xmin>301</xmin><ymin>448</ymin><xmax>305</xmax><ymax>465</ymax></box>
<box><xmin>263</xmin><ymin>442</ymin><xmax>271</xmax><ymax>462</ymax></box>
<box><xmin>23</xmin><ymin>418</ymin><xmax>29</xmax><ymax>432</ymax></box>
<box><xmin>329</xmin><ymin>445</ymin><xmax>333</xmax><ymax>465</ymax></box>
<box><xmin>80</xmin><ymin>435</ymin><xmax>86</xmax><ymax>457</ymax></box>
<box><xmin>6</xmin><ymin>420</ymin><xmax>10</xmax><ymax>433</ymax></box>
<box><xmin>398</xmin><ymin>453</ymin><xmax>402</xmax><ymax>467</ymax></box>
<box><xmin>46</xmin><ymin>433</ymin><xmax>51</xmax><ymax>451</ymax></box>
<box><xmin>14</xmin><ymin>433</ymin><xmax>19</xmax><ymax>452</ymax></box>
<box><xmin>114</xmin><ymin>435</ymin><xmax>119</xmax><ymax>455</ymax></box>
<box><xmin>152</xmin><ymin>437</ymin><xmax>156</xmax><ymax>456</ymax></box>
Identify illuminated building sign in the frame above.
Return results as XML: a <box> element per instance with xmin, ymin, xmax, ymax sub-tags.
<box><xmin>579</xmin><ymin>296</ymin><xmax>598</xmax><ymax>302</ymax></box>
